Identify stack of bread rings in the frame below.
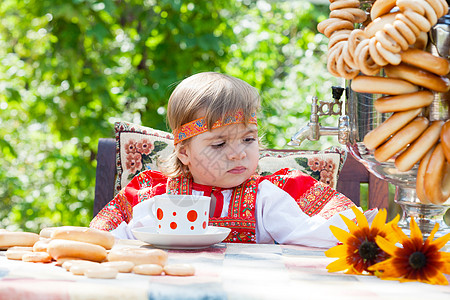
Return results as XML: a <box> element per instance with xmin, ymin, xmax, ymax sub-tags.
<box><xmin>318</xmin><ymin>0</ymin><xmax>450</xmax><ymax>205</ymax></box>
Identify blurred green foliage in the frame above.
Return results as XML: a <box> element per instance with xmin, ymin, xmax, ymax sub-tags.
<box><xmin>0</xmin><ymin>0</ymin><xmax>342</xmax><ymax>232</ymax></box>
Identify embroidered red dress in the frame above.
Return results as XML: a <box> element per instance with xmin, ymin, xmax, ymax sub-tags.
<box><xmin>90</xmin><ymin>168</ymin><xmax>355</xmax><ymax>244</ymax></box>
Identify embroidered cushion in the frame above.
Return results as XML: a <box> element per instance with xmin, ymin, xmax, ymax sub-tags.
<box><xmin>258</xmin><ymin>148</ymin><xmax>346</xmax><ymax>189</ymax></box>
<box><xmin>113</xmin><ymin>121</ymin><xmax>347</xmax><ymax>194</ymax></box>
<box><xmin>114</xmin><ymin>121</ymin><xmax>174</xmax><ymax>194</ymax></box>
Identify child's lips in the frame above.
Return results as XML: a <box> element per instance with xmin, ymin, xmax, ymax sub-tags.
<box><xmin>228</xmin><ymin>166</ymin><xmax>247</xmax><ymax>174</ymax></box>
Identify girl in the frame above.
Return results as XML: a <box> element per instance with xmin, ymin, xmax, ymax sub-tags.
<box><xmin>90</xmin><ymin>72</ymin><xmax>375</xmax><ymax>248</ymax></box>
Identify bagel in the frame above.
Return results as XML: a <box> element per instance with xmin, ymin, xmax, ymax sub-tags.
<box><xmin>330</xmin><ymin>9</ymin><xmax>356</xmax><ymax>22</ymax></box>
<box><xmin>383</xmin><ymin>23</ymin><xmax>409</xmax><ymax>51</ymax></box>
<box><xmin>397</xmin><ymin>0</ymin><xmax>426</xmax><ymax>14</ymax></box>
<box><xmin>107</xmin><ymin>247</ymin><xmax>168</xmax><ymax>266</ymax></box>
<box><xmin>403</xmin><ymin>10</ymin><xmax>431</xmax><ymax>32</ymax></box>
<box><xmin>62</xmin><ymin>259</ymin><xmax>95</xmax><ymax>271</ymax></box>
<box><xmin>69</xmin><ymin>261</ymin><xmax>101</xmax><ymax>275</ymax></box>
<box><xmin>395</xmin><ymin>13</ymin><xmax>420</xmax><ymax>37</ymax></box>
<box><xmin>5</xmin><ymin>246</ymin><xmax>33</xmax><ymax>260</ymax></box>
<box><xmin>39</xmin><ymin>226</ymin><xmax>78</xmax><ymax>238</ymax></box>
<box><xmin>440</xmin><ymin>120</ymin><xmax>450</xmax><ymax>163</ymax></box>
<box><xmin>375</xmin><ymin>30</ymin><xmax>402</xmax><ymax>53</ymax></box>
<box><xmin>370</xmin><ymin>0</ymin><xmax>397</xmax><ymax>20</ymax></box>
<box><xmin>385</xmin><ymin>63</ymin><xmax>450</xmax><ymax>93</ymax></box>
<box><xmin>395</xmin><ymin>120</ymin><xmax>444</xmax><ymax>171</ymax></box>
<box><xmin>329</xmin><ymin>0</ymin><xmax>360</xmax><ymax>11</ymax></box>
<box><xmin>328</xmin><ymin>30</ymin><xmax>352</xmax><ymax>50</ymax></box>
<box><xmin>424</xmin><ymin>143</ymin><xmax>450</xmax><ymax>205</ymax></box>
<box><xmin>133</xmin><ymin>264</ymin><xmax>164</xmax><ymax>276</ymax></box>
<box><xmin>318</xmin><ymin>18</ymin><xmax>353</xmax><ymax>36</ymax></box>
<box><xmin>47</xmin><ymin>239</ymin><xmax>107</xmax><ymax>262</ymax></box>
<box><xmin>416</xmin><ymin>147</ymin><xmax>434</xmax><ymax>204</ymax></box>
<box><xmin>340</xmin><ymin>8</ymin><xmax>368</xmax><ymax>23</ymax></box>
<box><xmin>369</xmin><ymin>37</ymin><xmax>389</xmax><ymax>66</ymax></box>
<box><xmin>354</xmin><ymin>39</ymin><xmax>381</xmax><ymax>75</ymax></box>
<box><xmin>393</xmin><ymin>20</ymin><xmax>416</xmax><ymax>45</ymax></box>
<box><xmin>51</xmin><ymin>226</ymin><xmax>115</xmax><ymax>250</ymax></box>
<box><xmin>364</xmin><ymin>12</ymin><xmax>399</xmax><ymax>38</ymax></box>
<box><xmin>33</xmin><ymin>239</ymin><xmax>51</xmax><ymax>252</ymax></box>
<box><xmin>101</xmin><ymin>261</ymin><xmax>135</xmax><ymax>273</ymax></box>
<box><xmin>351</xmin><ymin>75</ymin><xmax>419</xmax><ymax>95</ymax></box>
<box><xmin>22</xmin><ymin>252</ymin><xmax>53</xmax><ymax>263</ymax></box>
<box><xmin>400</xmin><ymin>48</ymin><xmax>450</xmax><ymax>76</ymax></box>
<box><xmin>163</xmin><ymin>264</ymin><xmax>195</xmax><ymax>276</ymax></box>
<box><xmin>374</xmin><ymin>90</ymin><xmax>434</xmax><ymax>113</ymax></box>
<box><xmin>375</xmin><ymin>41</ymin><xmax>402</xmax><ymax>65</ymax></box>
<box><xmin>40</xmin><ymin>227</ymin><xmax>61</xmax><ymax>238</ymax></box>
<box><xmin>374</xmin><ymin>117</ymin><xmax>429</xmax><ymax>162</ymax></box>
<box><xmin>428</xmin><ymin>0</ymin><xmax>445</xmax><ymax>16</ymax></box>
<box><xmin>56</xmin><ymin>257</ymin><xmax>84</xmax><ymax>267</ymax></box>
<box><xmin>324</xmin><ymin>19</ymin><xmax>355</xmax><ymax>38</ymax></box>
<box><xmin>0</xmin><ymin>232</ymin><xmax>40</xmax><ymax>249</ymax></box>
<box><xmin>363</xmin><ymin>108</ymin><xmax>422</xmax><ymax>150</ymax></box>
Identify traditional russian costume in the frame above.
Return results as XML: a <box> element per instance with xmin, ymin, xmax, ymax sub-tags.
<box><xmin>90</xmin><ymin>168</ymin><xmax>365</xmax><ymax>248</ymax></box>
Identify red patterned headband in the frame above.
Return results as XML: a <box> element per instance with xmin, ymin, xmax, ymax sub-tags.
<box><xmin>173</xmin><ymin>111</ymin><xmax>257</xmax><ymax>144</ymax></box>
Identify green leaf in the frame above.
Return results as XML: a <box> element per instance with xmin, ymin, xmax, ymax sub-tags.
<box><xmin>294</xmin><ymin>157</ymin><xmax>309</xmax><ymax>169</ymax></box>
<box><xmin>142</xmin><ymin>155</ymin><xmax>153</xmax><ymax>164</ymax></box>
<box><xmin>152</xmin><ymin>141</ymin><xmax>168</xmax><ymax>154</ymax></box>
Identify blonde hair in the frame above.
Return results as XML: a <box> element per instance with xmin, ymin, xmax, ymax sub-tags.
<box><xmin>159</xmin><ymin>72</ymin><xmax>260</xmax><ymax>177</ymax></box>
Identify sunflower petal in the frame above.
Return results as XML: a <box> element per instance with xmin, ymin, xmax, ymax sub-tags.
<box><xmin>439</xmin><ymin>255</ymin><xmax>450</xmax><ymax>274</ymax></box>
<box><xmin>409</xmin><ymin>217</ymin><xmax>423</xmax><ymax>243</ymax></box>
<box><xmin>326</xmin><ymin>257</ymin><xmax>350</xmax><ymax>273</ymax></box>
<box><xmin>351</xmin><ymin>206</ymin><xmax>369</xmax><ymax>229</ymax></box>
<box><xmin>370</xmin><ymin>209</ymin><xmax>387</xmax><ymax>231</ymax></box>
<box><xmin>387</xmin><ymin>214</ymin><xmax>400</xmax><ymax>227</ymax></box>
<box><xmin>375</xmin><ymin>235</ymin><xmax>398</xmax><ymax>256</ymax></box>
<box><xmin>368</xmin><ymin>259</ymin><xmax>400</xmax><ymax>275</ymax></box>
<box><xmin>378</xmin><ymin>275</ymin><xmax>403</xmax><ymax>282</ymax></box>
<box><xmin>367</xmin><ymin>259</ymin><xmax>389</xmax><ymax>272</ymax></box>
<box><xmin>420</xmin><ymin>265</ymin><xmax>449</xmax><ymax>285</ymax></box>
<box><xmin>426</xmin><ymin>223</ymin><xmax>439</xmax><ymax>242</ymax></box>
<box><xmin>430</xmin><ymin>273</ymin><xmax>449</xmax><ymax>285</ymax></box>
<box><xmin>430</xmin><ymin>232</ymin><xmax>450</xmax><ymax>250</ymax></box>
<box><xmin>392</xmin><ymin>223</ymin><xmax>409</xmax><ymax>242</ymax></box>
<box><xmin>340</xmin><ymin>214</ymin><xmax>359</xmax><ymax>233</ymax></box>
<box><xmin>385</xmin><ymin>230</ymin><xmax>399</xmax><ymax>243</ymax></box>
<box><xmin>329</xmin><ymin>225</ymin><xmax>352</xmax><ymax>242</ymax></box>
<box><xmin>325</xmin><ymin>244</ymin><xmax>348</xmax><ymax>258</ymax></box>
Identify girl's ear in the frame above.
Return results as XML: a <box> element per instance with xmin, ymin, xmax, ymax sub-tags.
<box><xmin>175</xmin><ymin>144</ymin><xmax>190</xmax><ymax>166</ymax></box>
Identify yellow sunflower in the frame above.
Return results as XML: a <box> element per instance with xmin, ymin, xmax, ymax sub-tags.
<box><xmin>368</xmin><ymin>217</ymin><xmax>450</xmax><ymax>285</ymax></box>
<box><xmin>325</xmin><ymin>206</ymin><xmax>399</xmax><ymax>274</ymax></box>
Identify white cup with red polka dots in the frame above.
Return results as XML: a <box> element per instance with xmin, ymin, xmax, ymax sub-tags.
<box><xmin>152</xmin><ymin>194</ymin><xmax>211</xmax><ymax>235</ymax></box>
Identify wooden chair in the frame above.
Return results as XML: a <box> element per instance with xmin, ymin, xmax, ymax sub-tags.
<box><xmin>93</xmin><ymin>138</ymin><xmax>389</xmax><ymax>217</ymax></box>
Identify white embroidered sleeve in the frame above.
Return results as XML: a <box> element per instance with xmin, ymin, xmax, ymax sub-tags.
<box><xmin>255</xmin><ymin>180</ymin><xmax>365</xmax><ymax>248</ymax></box>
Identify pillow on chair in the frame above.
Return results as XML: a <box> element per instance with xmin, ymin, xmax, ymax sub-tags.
<box><xmin>114</xmin><ymin>121</ymin><xmax>347</xmax><ymax>194</ymax></box>
<box><xmin>114</xmin><ymin>121</ymin><xmax>174</xmax><ymax>194</ymax></box>
<box><xmin>259</xmin><ymin>148</ymin><xmax>346</xmax><ymax>189</ymax></box>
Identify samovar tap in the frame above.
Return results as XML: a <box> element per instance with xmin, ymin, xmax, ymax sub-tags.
<box><xmin>288</xmin><ymin>86</ymin><xmax>349</xmax><ymax>146</ymax></box>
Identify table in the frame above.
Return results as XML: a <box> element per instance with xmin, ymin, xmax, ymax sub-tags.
<box><xmin>1</xmin><ymin>240</ymin><xmax>449</xmax><ymax>300</ymax></box>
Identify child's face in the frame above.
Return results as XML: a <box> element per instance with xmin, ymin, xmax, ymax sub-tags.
<box><xmin>177</xmin><ymin>123</ymin><xmax>259</xmax><ymax>188</ymax></box>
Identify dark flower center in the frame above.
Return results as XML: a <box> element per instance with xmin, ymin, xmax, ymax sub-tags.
<box><xmin>359</xmin><ymin>240</ymin><xmax>378</xmax><ymax>261</ymax></box>
<box><xmin>409</xmin><ymin>252</ymin><xmax>427</xmax><ymax>269</ymax></box>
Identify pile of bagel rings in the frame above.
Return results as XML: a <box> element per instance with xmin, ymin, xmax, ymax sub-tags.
<box><xmin>1</xmin><ymin>227</ymin><xmax>194</xmax><ymax>278</ymax></box>
<box><xmin>318</xmin><ymin>0</ymin><xmax>450</xmax><ymax>205</ymax></box>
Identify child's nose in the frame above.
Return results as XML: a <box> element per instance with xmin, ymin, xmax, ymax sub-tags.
<box><xmin>227</xmin><ymin>145</ymin><xmax>246</xmax><ymax>160</ymax></box>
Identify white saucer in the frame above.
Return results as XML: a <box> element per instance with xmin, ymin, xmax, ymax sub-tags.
<box><xmin>131</xmin><ymin>226</ymin><xmax>231</xmax><ymax>249</ymax></box>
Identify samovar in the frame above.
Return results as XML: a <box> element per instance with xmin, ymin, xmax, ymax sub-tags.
<box><xmin>289</xmin><ymin>11</ymin><xmax>450</xmax><ymax>237</ymax></box>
